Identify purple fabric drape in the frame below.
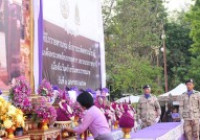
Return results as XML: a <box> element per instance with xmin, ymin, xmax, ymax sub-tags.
<box><xmin>38</xmin><ymin>0</ymin><xmax>43</xmax><ymax>84</ymax></box>
<box><xmin>131</xmin><ymin>122</ymin><xmax>185</xmax><ymax>139</ymax></box>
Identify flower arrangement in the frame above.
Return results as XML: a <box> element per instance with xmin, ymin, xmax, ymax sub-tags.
<box><xmin>119</xmin><ymin>108</ymin><xmax>134</xmax><ymax>128</ymax></box>
<box><xmin>38</xmin><ymin>79</ymin><xmax>53</xmax><ymax>98</ymax></box>
<box><xmin>53</xmin><ymin>89</ymin><xmax>66</xmax><ymax>105</ymax></box>
<box><xmin>0</xmin><ymin>97</ymin><xmax>25</xmax><ymax>129</ymax></box>
<box><xmin>9</xmin><ymin>76</ymin><xmax>32</xmax><ymax>112</ymax></box>
<box><xmin>72</xmin><ymin>102</ymin><xmax>84</xmax><ymax>118</ymax></box>
<box><xmin>34</xmin><ymin>97</ymin><xmax>57</xmax><ymax>125</ymax></box>
<box><xmin>119</xmin><ymin>104</ymin><xmax>134</xmax><ymax>139</ymax></box>
<box><xmin>56</xmin><ymin>92</ymin><xmax>74</xmax><ymax>121</ymax></box>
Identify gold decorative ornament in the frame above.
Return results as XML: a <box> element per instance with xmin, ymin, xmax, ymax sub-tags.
<box><xmin>114</xmin><ymin>120</ymin><xmax>119</xmax><ymax>129</ymax></box>
<box><xmin>122</xmin><ymin>128</ymin><xmax>132</xmax><ymax>139</ymax></box>
<box><xmin>6</xmin><ymin>127</ymin><xmax>16</xmax><ymax>139</ymax></box>
<box><xmin>41</xmin><ymin>120</ymin><xmax>49</xmax><ymax>131</ymax></box>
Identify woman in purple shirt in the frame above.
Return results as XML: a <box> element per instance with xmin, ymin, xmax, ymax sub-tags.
<box><xmin>66</xmin><ymin>91</ymin><xmax>113</xmax><ymax>140</ymax></box>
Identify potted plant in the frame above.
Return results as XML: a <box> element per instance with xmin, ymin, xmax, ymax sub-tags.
<box><xmin>34</xmin><ymin>97</ymin><xmax>57</xmax><ymax>131</ymax></box>
<box><xmin>9</xmin><ymin>76</ymin><xmax>32</xmax><ymax>136</ymax></box>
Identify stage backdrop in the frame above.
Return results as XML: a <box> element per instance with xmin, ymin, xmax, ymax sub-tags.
<box><xmin>41</xmin><ymin>0</ymin><xmax>105</xmax><ymax>89</ymax></box>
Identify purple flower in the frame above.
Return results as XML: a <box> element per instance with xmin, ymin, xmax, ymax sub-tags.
<box><xmin>38</xmin><ymin>79</ymin><xmax>53</xmax><ymax>99</ymax></box>
<box><xmin>34</xmin><ymin>99</ymin><xmax>57</xmax><ymax>124</ymax></box>
<box><xmin>52</xmin><ymin>85</ymin><xmax>59</xmax><ymax>91</ymax></box>
<box><xmin>70</xmin><ymin>86</ymin><xmax>78</xmax><ymax>91</ymax></box>
<box><xmin>86</xmin><ymin>88</ymin><xmax>93</xmax><ymax>93</ymax></box>
<box><xmin>119</xmin><ymin>112</ymin><xmax>134</xmax><ymax>128</ymax></box>
<box><xmin>10</xmin><ymin>76</ymin><xmax>32</xmax><ymax>112</ymax></box>
<box><xmin>24</xmin><ymin>98</ymin><xmax>31</xmax><ymax>106</ymax></box>
<box><xmin>86</xmin><ymin>88</ymin><xmax>96</xmax><ymax>98</ymax></box>
<box><xmin>101</xmin><ymin>88</ymin><xmax>109</xmax><ymax>94</ymax></box>
<box><xmin>0</xmin><ymin>89</ymin><xmax>2</xmax><ymax>95</ymax></box>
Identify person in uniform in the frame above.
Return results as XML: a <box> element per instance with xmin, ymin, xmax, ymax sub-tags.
<box><xmin>137</xmin><ymin>85</ymin><xmax>161</xmax><ymax>129</ymax></box>
<box><xmin>179</xmin><ymin>79</ymin><xmax>200</xmax><ymax>140</ymax></box>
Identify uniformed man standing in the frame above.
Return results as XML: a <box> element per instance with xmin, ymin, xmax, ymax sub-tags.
<box><xmin>137</xmin><ymin>85</ymin><xmax>161</xmax><ymax>129</ymax></box>
<box><xmin>179</xmin><ymin>79</ymin><xmax>200</xmax><ymax>140</ymax></box>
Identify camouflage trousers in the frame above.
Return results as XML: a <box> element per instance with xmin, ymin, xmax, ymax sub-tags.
<box><xmin>184</xmin><ymin>120</ymin><xmax>199</xmax><ymax>140</ymax></box>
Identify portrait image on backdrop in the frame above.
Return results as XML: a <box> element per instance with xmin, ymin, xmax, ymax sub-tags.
<box><xmin>0</xmin><ymin>0</ymin><xmax>32</xmax><ymax>91</ymax></box>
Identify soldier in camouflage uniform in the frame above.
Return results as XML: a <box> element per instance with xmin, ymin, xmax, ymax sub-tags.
<box><xmin>179</xmin><ymin>79</ymin><xmax>200</xmax><ymax>140</ymax></box>
<box><xmin>137</xmin><ymin>85</ymin><xmax>161</xmax><ymax>129</ymax></box>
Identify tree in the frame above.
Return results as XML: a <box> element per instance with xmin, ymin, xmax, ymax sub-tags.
<box><xmin>186</xmin><ymin>0</ymin><xmax>200</xmax><ymax>54</ymax></box>
<box><xmin>185</xmin><ymin>0</ymin><xmax>200</xmax><ymax>90</ymax></box>
<box><xmin>165</xmin><ymin>14</ymin><xmax>193</xmax><ymax>89</ymax></box>
<box><xmin>188</xmin><ymin>56</ymin><xmax>200</xmax><ymax>90</ymax></box>
<box><xmin>103</xmin><ymin>0</ymin><xmax>166</xmax><ymax>99</ymax></box>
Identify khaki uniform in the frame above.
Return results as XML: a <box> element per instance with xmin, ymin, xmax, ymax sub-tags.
<box><xmin>137</xmin><ymin>94</ymin><xmax>161</xmax><ymax>128</ymax></box>
<box><xmin>179</xmin><ymin>91</ymin><xmax>200</xmax><ymax>140</ymax></box>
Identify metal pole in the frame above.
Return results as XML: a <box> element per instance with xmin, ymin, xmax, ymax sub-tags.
<box><xmin>156</xmin><ymin>54</ymin><xmax>159</xmax><ymax>67</ymax></box>
<box><xmin>152</xmin><ymin>46</ymin><xmax>161</xmax><ymax>86</ymax></box>
<box><xmin>156</xmin><ymin>54</ymin><xmax>161</xmax><ymax>86</ymax></box>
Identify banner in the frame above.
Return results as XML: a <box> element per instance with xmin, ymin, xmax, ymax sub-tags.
<box><xmin>0</xmin><ymin>0</ymin><xmax>32</xmax><ymax>90</ymax></box>
<box><xmin>42</xmin><ymin>0</ymin><xmax>103</xmax><ymax>89</ymax></box>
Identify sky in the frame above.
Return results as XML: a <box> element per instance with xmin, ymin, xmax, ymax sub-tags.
<box><xmin>102</xmin><ymin>0</ymin><xmax>195</xmax><ymax>19</ymax></box>
<box><xmin>164</xmin><ymin>0</ymin><xmax>195</xmax><ymax>13</ymax></box>
<box><xmin>102</xmin><ymin>0</ymin><xmax>195</xmax><ymax>13</ymax></box>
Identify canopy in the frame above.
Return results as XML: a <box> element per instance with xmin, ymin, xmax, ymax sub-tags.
<box><xmin>116</xmin><ymin>95</ymin><xmax>140</xmax><ymax>103</ymax></box>
<box><xmin>159</xmin><ymin>83</ymin><xmax>187</xmax><ymax>97</ymax></box>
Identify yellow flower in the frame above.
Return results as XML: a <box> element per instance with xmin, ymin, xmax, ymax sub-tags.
<box><xmin>7</xmin><ymin>105</ymin><xmax>16</xmax><ymax>116</ymax></box>
<box><xmin>16</xmin><ymin>109</ymin><xmax>23</xmax><ymax>116</ymax></box>
<box><xmin>0</xmin><ymin>101</ymin><xmax>2</xmax><ymax>110</ymax></box>
<box><xmin>0</xmin><ymin>96</ymin><xmax>4</xmax><ymax>101</ymax></box>
<box><xmin>3</xmin><ymin>119</ymin><xmax>13</xmax><ymax>129</ymax></box>
<box><xmin>16</xmin><ymin>114</ymin><xmax>24</xmax><ymax>124</ymax></box>
<box><xmin>0</xmin><ymin>97</ymin><xmax>25</xmax><ymax>129</ymax></box>
<box><xmin>1</xmin><ymin>115</ymin><xmax>8</xmax><ymax>121</ymax></box>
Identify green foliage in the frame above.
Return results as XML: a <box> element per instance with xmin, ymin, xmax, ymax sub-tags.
<box><xmin>103</xmin><ymin>0</ymin><xmax>166</xmax><ymax>99</ymax></box>
<box><xmin>186</xmin><ymin>0</ymin><xmax>200</xmax><ymax>54</ymax></box>
<box><xmin>183</xmin><ymin>0</ymin><xmax>200</xmax><ymax>90</ymax></box>
<box><xmin>103</xmin><ymin>0</ymin><xmax>200</xmax><ymax>98</ymax></box>
<box><xmin>165</xmin><ymin>15</ymin><xmax>193</xmax><ymax>89</ymax></box>
<box><xmin>187</xmin><ymin>56</ymin><xmax>200</xmax><ymax>90</ymax></box>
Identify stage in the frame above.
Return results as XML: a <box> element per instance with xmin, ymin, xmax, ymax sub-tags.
<box><xmin>122</xmin><ymin>122</ymin><xmax>184</xmax><ymax>140</ymax></box>
<box><xmin>83</xmin><ymin>122</ymin><xmax>185</xmax><ymax>140</ymax></box>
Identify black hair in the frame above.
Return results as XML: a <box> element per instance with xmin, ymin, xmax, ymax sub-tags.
<box><xmin>185</xmin><ymin>79</ymin><xmax>194</xmax><ymax>84</ymax></box>
<box><xmin>65</xmin><ymin>86</ymin><xmax>70</xmax><ymax>91</ymax></box>
<box><xmin>143</xmin><ymin>85</ymin><xmax>151</xmax><ymax>89</ymax></box>
<box><xmin>77</xmin><ymin>91</ymin><xmax>94</xmax><ymax>109</ymax></box>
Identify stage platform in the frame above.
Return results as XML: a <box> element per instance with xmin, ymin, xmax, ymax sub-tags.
<box><xmin>81</xmin><ymin>122</ymin><xmax>185</xmax><ymax>140</ymax></box>
<box><xmin>122</xmin><ymin>122</ymin><xmax>185</xmax><ymax>140</ymax></box>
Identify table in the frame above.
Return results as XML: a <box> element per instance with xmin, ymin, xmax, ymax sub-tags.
<box><xmin>2</xmin><ymin>135</ymin><xmax>30</xmax><ymax>140</ymax></box>
<box><xmin>80</xmin><ymin>128</ymin><xmax>124</xmax><ymax>140</ymax></box>
<box><xmin>28</xmin><ymin>128</ymin><xmax>61</xmax><ymax>140</ymax></box>
<box><xmin>122</xmin><ymin>122</ymin><xmax>185</xmax><ymax>140</ymax></box>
